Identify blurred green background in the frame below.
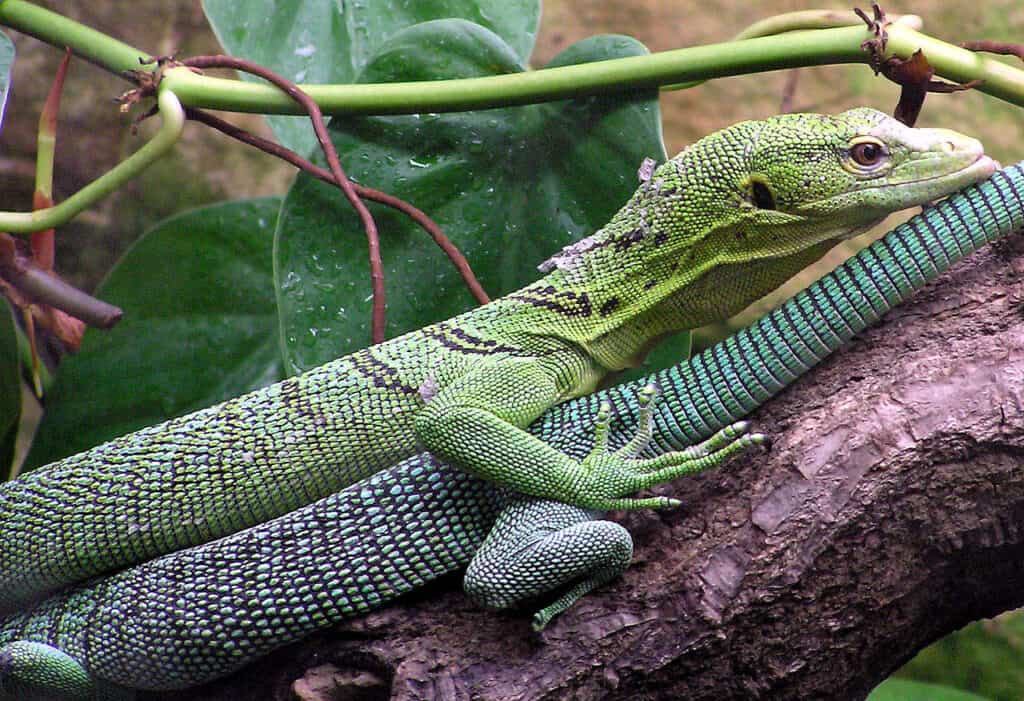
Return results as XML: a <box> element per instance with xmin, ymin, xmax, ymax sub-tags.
<box><xmin>2</xmin><ymin>1</ymin><xmax>1024</xmax><ymax>698</ymax></box>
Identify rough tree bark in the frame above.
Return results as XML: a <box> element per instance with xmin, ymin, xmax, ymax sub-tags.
<box><xmin>154</xmin><ymin>233</ymin><xmax>1024</xmax><ymax>701</ymax></box>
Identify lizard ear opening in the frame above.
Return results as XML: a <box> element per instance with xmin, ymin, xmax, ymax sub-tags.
<box><xmin>747</xmin><ymin>177</ymin><xmax>776</xmax><ymax>210</ymax></box>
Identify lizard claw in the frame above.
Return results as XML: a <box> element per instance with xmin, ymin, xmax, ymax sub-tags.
<box><xmin>587</xmin><ymin>401</ymin><xmax>613</xmax><ymax>458</ymax></box>
<box><xmin>576</xmin><ymin>387</ymin><xmax>768</xmax><ymax>511</ymax></box>
<box><xmin>616</xmin><ymin>384</ymin><xmax>658</xmax><ymax>458</ymax></box>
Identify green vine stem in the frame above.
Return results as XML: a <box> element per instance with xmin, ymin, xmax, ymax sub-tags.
<box><xmin>0</xmin><ymin>89</ymin><xmax>185</xmax><ymax>233</ymax></box>
<box><xmin>731</xmin><ymin>8</ymin><xmax>920</xmax><ymax>41</ymax></box>
<box><xmin>892</xmin><ymin>29</ymin><xmax>1024</xmax><ymax>105</ymax></box>
<box><xmin>158</xmin><ymin>24</ymin><xmax>1024</xmax><ymax>116</ymax></box>
<box><xmin>2</xmin><ymin>0</ymin><xmax>1024</xmax><ymax>235</ymax></box>
<box><xmin>160</xmin><ymin>26</ymin><xmax>875</xmax><ymax>115</ymax></box>
<box><xmin>661</xmin><ymin>10</ymin><xmax>921</xmax><ymax>91</ymax></box>
<box><xmin>0</xmin><ymin>0</ymin><xmax>149</xmax><ymax>76</ymax></box>
<box><xmin>4</xmin><ymin>1</ymin><xmax>1022</xmax><ymax>117</ymax></box>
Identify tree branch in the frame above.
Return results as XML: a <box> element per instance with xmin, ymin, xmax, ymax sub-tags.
<box><xmin>152</xmin><ymin>233</ymin><xmax>1024</xmax><ymax>701</ymax></box>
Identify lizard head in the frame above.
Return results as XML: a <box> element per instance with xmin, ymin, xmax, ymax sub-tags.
<box><xmin>712</xmin><ymin>107</ymin><xmax>996</xmax><ymax>248</ymax></box>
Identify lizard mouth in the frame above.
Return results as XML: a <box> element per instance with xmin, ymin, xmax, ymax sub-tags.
<box><xmin>961</xmin><ymin>153</ymin><xmax>1000</xmax><ymax>179</ymax></box>
<box><xmin>797</xmin><ymin>153</ymin><xmax>999</xmax><ymax>212</ymax></box>
<box><xmin>920</xmin><ymin>152</ymin><xmax>999</xmax><ymax>184</ymax></box>
<box><xmin>865</xmin><ymin>152</ymin><xmax>997</xmax><ymax>192</ymax></box>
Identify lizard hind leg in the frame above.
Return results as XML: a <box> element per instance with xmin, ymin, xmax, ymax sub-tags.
<box><xmin>463</xmin><ymin>498</ymin><xmax>633</xmax><ymax>631</ymax></box>
<box><xmin>0</xmin><ymin>641</ymin><xmax>96</xmax><ymax>701</ymax></box>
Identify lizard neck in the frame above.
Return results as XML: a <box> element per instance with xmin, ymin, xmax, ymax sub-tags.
<box><xmin>508</xmin><ymin>145</ymin><xmax>848</xmax><ymax>371</ymax></box>
<box><xmin>517</xmin><ymin>238</ymin><xmax>837</xmax><ymax>371</ymax></box>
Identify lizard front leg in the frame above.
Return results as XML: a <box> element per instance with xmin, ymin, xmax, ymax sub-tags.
<box><xmin>417</xmin><ymin>364</ymin><xmax>763</xmax><ymax>510</ymax></box>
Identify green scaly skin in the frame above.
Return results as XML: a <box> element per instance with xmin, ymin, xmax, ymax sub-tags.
<box><xmin>1</xmin><ymin>162</ymin><xmax>1021</xmax><ymax>698</ymax></box>
<box><xmin>0</xmin><ymin>109</ymin><xmax>993</xmax><ymax>618</ymax></box>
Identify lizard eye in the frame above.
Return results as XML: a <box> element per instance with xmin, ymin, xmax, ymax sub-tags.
<box><xmin>851</xmin><ymin>142</ymin><xmax>883</xmax><ymax>165</ymax></box>
<box><xmin>845</xmin><ymin>137</ymin><xmax>890</xmax><ymax>174</ymax></box>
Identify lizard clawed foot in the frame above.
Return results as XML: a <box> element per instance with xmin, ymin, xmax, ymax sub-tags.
<box><xmin>575</xmin><ymin>385</ymin><xmax>768</xmax><ymax>511</ymax></box>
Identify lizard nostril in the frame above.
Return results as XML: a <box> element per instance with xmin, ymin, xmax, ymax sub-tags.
<box><xmin>942</xmin><ymin>141</ymin><xmax>957</xmax><ymax>153</ymax></box>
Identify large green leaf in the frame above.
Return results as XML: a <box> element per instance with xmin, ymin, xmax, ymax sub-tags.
<box><xmin>24</xmin><ymin>199</ymin><xmax>282</xmax><ymax>469</ymax></box>
<box><xmin>202</xmin><ymin>0</ymin><xmax>540</xmax><ymax>155</ymax></box>
<box><xmin>0</xmin><ymin>302</ymin><xmax>19</xmax><ymax>478</ymax></box>
<box><xmin>0</xmin><ymin>30</ymin><xmax>13</xmax><ymax>132</ymax></box>
<box><xmin>868</xmin><ymin>679</ymin><xmax>991</xmax><ymax>701</ymax></box>
<box><xmin>276</xmin><ymin>23</ymin><xmax>665</xmax><ymax>373</ymax></box>
<box><xmin>896</xmin><ymin>610</ymin><xmax>1024</xmax><ymax>700</ymax></box>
